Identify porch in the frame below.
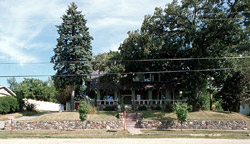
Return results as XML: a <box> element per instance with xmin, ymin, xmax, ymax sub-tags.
<box><xmin>96</xmin><ymin>89</ymin><xmax>186</xmax><ymax>110</ymax></box>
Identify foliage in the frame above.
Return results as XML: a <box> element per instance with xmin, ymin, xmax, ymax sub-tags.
<box><xmin>103</xmin><ymin>106</ymin><xmax>115</xmax><ymax>111</ymax></box>
<box><xmin>25</xmin><ymin>103</ymin><xmax>36</xmax><ymax>111</ymax></box>
<box><xmin>138</xmin><ymin>105</ymin><xmax>147</xmax><ymax>111</ymax></box>
<box><xmin>78</xmin><ymin>103</ymin><xmax>88</xmax><ymax>121</ymax></box>
<box><xmin>7</xmin><ymin>78</ymin><xmax>18</xmax><ymax>93</ymax></box>
<box><xmin>93</xmin><ymin>51</ymin><xmax>125</xmax><ymax>84</ymax></box>
<box><xmin>212</xmin><ymin>100</ymin><xmax>224</xmax><ymax>112</ymax></box>
<box><xmin>87</xmin><ymin>104</ymin><xmax>97</xmax><ymax>114</ymax></box>
<box><xmin>119</xmin><ymin>97</ymin><xmax>125</xmax><ymax>112</ymax></box>
<box><xmin>155</xmin><ymin>105</ymin><xmax>162</xmax><ymax>111</ymax></box>
<box><xmin>216</xmin><ymin>71</ymin><xmax>248</xmax><ymax>112</ymax></box>
<box><xmin>7</xmin><ymin>78</ymin><xmax>58</xmax><ymax>110</ymax></box>
<box><xmin>118</xmin><ymin>0</ymin><xmax>249</xmax><ymax>111</ymax></box>
<box><xmin>165</xmin><ymin>103</ymin><xmax>174</xmax><ymax>113</ymax></box>
<box><xmin>0</xmin><ymin>98</ymin><xmax>10</xmax><ymax>114</ymax></box>
<box><xmin>1</xmin><ymin>96</ymin><xmax>19</xmax><ymax>113</ymax></box>
<box><xmin>0</xmin><ymin>96</ymin><xmax>19</xmax><ymax>114</ymax></box>
<box><xmin>175</xmin><ymin>103</ymin><xmax>188</xmax><ymax>130</ymax></box>
<box><xmin>199</xmin><ymin>90</ymin><xmax>210</xmax><ymax>111</ymax></box>
<box><xmin>51</xmin><ymin>2</ymin><xmax>93</xmax><ymax>110</ymax></box>
<box><xmin>54</xmin><ymin>86</ymin><xmax>71</xmax><ymax>105</ymax></box>
<box><xmin>14</xmin><ymin>78</ymin><xmax>57</xmax><ymax>109</ymax></box>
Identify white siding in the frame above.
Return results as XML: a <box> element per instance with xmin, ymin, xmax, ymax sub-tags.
<box><xmin>24</xmin><ymin>99</ymin><xmax>64</xmax><ymax>111</ymax></box>
<box><xmin>240</xmin><ymin>104</ymin><xmax>250</xmax><ymax>116</ymax></box>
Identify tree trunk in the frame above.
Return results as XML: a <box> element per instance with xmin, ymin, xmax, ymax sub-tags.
<box><xmin>71</xmin><ymin>83</ymin><xmax>75</xmax><ymax>111</ymax></box>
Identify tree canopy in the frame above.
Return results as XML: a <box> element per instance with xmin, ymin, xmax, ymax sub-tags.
<box><xmin>117</xmin><ymin>0</ymin><xmax>250</xmax><ymax>110</ymax></box>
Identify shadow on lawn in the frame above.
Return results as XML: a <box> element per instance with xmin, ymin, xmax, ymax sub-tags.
<box><xmin>98</xmin><ymin>111</ymin><xmax>118</xmax><ymax>116</ymax></box>
<box><xmin>213</xmin><ymin>111</ymin><xmax>235</xmax><ymax>114</ymax></box>
<box><xmin>20</xmin><ymin>110</ymin><xmax>52</xmax><ymax>117</ymax></box>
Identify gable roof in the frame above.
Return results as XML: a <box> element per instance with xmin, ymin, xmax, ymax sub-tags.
<box><xmin>0</xmin><ymin>86</ymin><xmax>16</xmax><ymax>96</ymax></box>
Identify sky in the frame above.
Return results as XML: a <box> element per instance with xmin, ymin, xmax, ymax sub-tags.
<box><xmin>0</xmin><ymin>0</ymin><xmax>172</xmax><ymax>86</ymax></box>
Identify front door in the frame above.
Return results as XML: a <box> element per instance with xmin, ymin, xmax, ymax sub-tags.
<box><xmin>123</xmin><ymin>96</ymin><xmax>132</xmax><ymax>104</ymax></box>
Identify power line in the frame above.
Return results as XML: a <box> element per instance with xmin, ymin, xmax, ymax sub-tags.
<box><xmin>0</xmin><ymin>67</ymin><xmax>249</xmax><ymax>78</ymax></box>
<box><xmin>0</xmin><ymin>11</ymin><xmax>250</xmax><ymax>22</ymax></box>
<box><xmin>0</xmin><ymin>56</ymin><xmax>249</xmax><ymax>64</ymax></box>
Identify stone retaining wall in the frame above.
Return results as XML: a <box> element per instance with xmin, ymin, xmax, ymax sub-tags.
<box><xmin>137</xmin><ymin>120</ymin><xmax>247</xmax><ymax>130</ymax></box>
<box><xmin>4</xmin><ymin>120</ymin><xmax>123</xmax><ymax>130</ymax></box>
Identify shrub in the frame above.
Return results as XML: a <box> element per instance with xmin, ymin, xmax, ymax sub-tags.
<box><xmin>155</xmin><ymin>105</ymin><xmax>162</xmax><ymax>110</ymax></box>
<box><xmin>25</xmin><ymin>103</ymin><xmax>36</xmax><ymax>111</ymax></box>
<box><xmin>0</xmin><ymin>96</ymin><xmax>19</xmax><ymax>114</ymax></box>
<box><xmin>1</xmin><ymin>96</ymin><xmax>19</xmax><ymax>113</ymax></box>
<box><xmin>87</xmin><ymin>104</ymin><xmax>97</xmax><ymax>114</ymax></box>
<box><xmin>175</xmin><ymin>103</ymin><xmax>188</xmax><ymax>131</ymax></box>
<box><xmin>212</xmin><ymin>100</ymin><xmax>223</xmax><ymax>111</ymax></box>
<box><xmin>138</xmin><ymin>105</ymin><xmax>147</xmax><ymax>111</ymax></box>
<box><xmin>103</xmin><ymin>106</ymin><xmax>115</xmax><ymax>111</ymax></box>
<box><xmin>78</xmin><ymin>103</ymin><xmax>88</xmax><ymax>121</ymax></box>
<box><xmin>165</xmin><ymin>103</ymin><xmax>174</xmax><ymax>113</ymax></box>
<box><xmin>0</xmin><ymin>100</ymin><xmax>10</xmax><ymax>114</ymax></box>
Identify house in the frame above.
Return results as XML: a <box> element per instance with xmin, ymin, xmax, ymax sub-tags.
<box><xmin>90</xmin><ymin>73</ymin><xmax>186</xmax><ymax>110</ymax></box>
<box><xmin>0</xmin><ymin>86</ymin><xmax>16</xmax><ymax>97</ymax></box>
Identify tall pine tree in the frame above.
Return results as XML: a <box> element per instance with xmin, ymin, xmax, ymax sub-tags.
<box><xmin>51</xmin><ymin>2</ymin><xmax>93</xmax><ymax>110</ymax></box>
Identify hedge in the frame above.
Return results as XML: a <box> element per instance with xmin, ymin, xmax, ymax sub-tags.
<box><xmin>0</xmin><ymin>96</ymin><xmax>19</xmax><ymax>114</ymax></box>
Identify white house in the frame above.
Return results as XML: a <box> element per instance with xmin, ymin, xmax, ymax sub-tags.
<box><xmin>0</xmin><ymin>86</ymin><xmax>16</xmax><ymax>97</ymax></box>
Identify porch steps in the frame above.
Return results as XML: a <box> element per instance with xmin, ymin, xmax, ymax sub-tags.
<box><xmin>125</xmin><ymin>113</ymin><xmax>142</xmax><ymax>135</ymax></box>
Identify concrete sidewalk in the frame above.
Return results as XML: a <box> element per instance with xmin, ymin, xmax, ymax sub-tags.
<box><xmin>125</xmin><ymin>113</ymin><xmax>142</xmax><ymax>135</ymax></box>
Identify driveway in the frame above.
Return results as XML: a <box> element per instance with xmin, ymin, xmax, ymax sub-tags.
<box><xmin>0</xmin><ymin>138</ymin><xmax>249</xmax><ymax>144</ymax></box>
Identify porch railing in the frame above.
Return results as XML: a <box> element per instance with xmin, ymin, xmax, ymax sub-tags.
<box><xmin>96</xmin><ymin>99</ymin><xmax>186</xmax><ymax>105</ymax></box>
<box><xmin>132</xmin><ymin>99</ymin><xmax>186</xmax><ymax>105</ymax></box>
<box><xmin>97</xmin><ymin>100</ymin><xmax>118</xmax><ymax>105</ymax></box>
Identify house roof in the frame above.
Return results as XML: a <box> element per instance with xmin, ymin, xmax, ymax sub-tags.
<box><xmin>0</xmin><ymin>86</ymin><xmax>16</xmax><ymax>96</ymax></box>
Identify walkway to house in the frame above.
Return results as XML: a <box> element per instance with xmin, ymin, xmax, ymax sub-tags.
<box><xmin>125</xmin><ymin>113</ymin><xmax>142</xmax><ymax>135</ymax></box>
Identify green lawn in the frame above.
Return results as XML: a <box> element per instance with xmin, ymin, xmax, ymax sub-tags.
<box><xmin>140</xmin><ymin>110</ymin><xmax>250</xmax><ymax>120</ymax></box>
<box><xmin>31</xmin><ymin>111</ymin><xmax>118</xmax><ymax>121</ymax></box>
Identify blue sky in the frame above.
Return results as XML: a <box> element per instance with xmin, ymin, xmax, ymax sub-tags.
<box><xmin>0</xmin><ymin>0</ymin><xmax>171</xmax><ymax>86</ymax></box>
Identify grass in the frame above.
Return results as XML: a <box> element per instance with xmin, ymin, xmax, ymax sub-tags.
<box><xmin>0</xmin><ymin>129</ymin><xmax>249</xmax><ymax>139</ymax></box>
<box><xmin>0</xmin><ymin>111</ymin><xmax>47</xmax><ymax>121</ymax></box>
<box><xmin>141</xmin><ymin>129</ymin><xmax>250</xmax><ymax>139</ymax></box>
<box><xmin>0</xmin><ymin>129</ymin><xmax>129</xmax><ymax>138</ymax></box>
<box><xmin>142</xmin><ymin>129</ymin><xmax>250</xmax><ymax>135</ymax></box>
<box><xmin>31</xmin><ymin>111</ymin><xmax>118</xmax><ymax>121</ymax></box>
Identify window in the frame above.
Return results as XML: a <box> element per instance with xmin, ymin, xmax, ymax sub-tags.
<box><xmin>137</xmin><ymin>94</ymin><xmax>141</xmax><ymax>101</ymax></box>
<box><xmin>144</xmin><ymin>74</ymin><xmax>150</xmax><ymax>82</ymax></box>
